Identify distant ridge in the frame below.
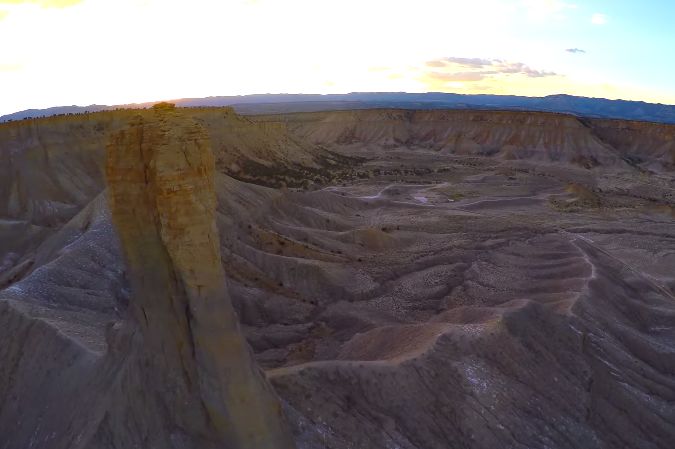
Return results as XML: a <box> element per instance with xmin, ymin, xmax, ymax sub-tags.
<box><xmin>3</xmin><ymin>92</ymin><xmax>675</xmax><ymax>124</ymax></box>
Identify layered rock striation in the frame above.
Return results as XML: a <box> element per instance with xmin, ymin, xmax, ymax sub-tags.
<box><xmin>101</xmin><ymin>106</ymin><xmax>296</xmax><ymax>448</ymax></box>
<box><xmin>1</xmin><ymin>106</ymin><xmax>674</xmax><ymax>449</ymax></box>
<box><xmin>0</xmin><ymin>107</ymin><xmax>297</xmax><ymax>449</ymax></box>
<box><xmin>254</xmin><ymin>109</ymin><xmax>675</xmax><ymax>169</ymax></box>
<box><xmin>0</xmin><ymin>107</ymin><xmax>345</xmax><ymax>227</ymax></box>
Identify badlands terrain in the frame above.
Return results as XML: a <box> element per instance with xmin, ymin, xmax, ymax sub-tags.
<box><xmin>0</xmin><ymin>106</ymin><xmax>674</xmax><ymax>448</ymax></box>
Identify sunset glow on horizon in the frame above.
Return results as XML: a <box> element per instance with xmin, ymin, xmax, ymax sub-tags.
<box><xmin>1</xmin><ymin>0</ymin><xmax>674</xmax><ymax>116</ymax></box>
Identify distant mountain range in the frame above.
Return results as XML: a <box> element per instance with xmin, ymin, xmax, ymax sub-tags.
<box><xmin>3</xmin><ymin>92</ymin><xmax>675</xmax><ymax>124</ymax></box>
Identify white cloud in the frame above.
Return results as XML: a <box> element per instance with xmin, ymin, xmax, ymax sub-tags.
<box><xmin>423</xmin><ymin>57</ymin><xmax>559</xmax><ymax>83</ymax></box>
<box><xmin>591</xmin><ymin>13</ymin><xmax>607</xmax><ymax>25</ymax></box>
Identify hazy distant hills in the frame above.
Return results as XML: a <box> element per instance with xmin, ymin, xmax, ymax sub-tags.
<box><xmin>3</xmin><ymin>92</ymin><xmax>675</xmax><ymax>124</ymax></box>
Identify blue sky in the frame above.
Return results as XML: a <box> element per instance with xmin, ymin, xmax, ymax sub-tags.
<box><xmin>0</xmin><ymin>0</ymin><xmax>673</xmax><ymax>115</ymax></box>
<box><xmin>509</xmin><ymin>0</ymin><xmax>675</xmax><ymax>93</ymax></box>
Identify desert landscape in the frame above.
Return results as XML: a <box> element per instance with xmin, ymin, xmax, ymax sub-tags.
<box><xmin>0</xmin><ymin>103</ymin><xmax>673</xmax><ymax>448</ymax></box>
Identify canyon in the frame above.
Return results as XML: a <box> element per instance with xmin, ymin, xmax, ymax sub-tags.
<box><xmin>0</xmin><ymin>106</ymin><xmax>674</xmax><ymax>449</ymax></box>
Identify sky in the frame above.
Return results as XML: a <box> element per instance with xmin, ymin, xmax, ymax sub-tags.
<box><xmin>1</xmin><ymin>0</ymin><xmax>674</xmax><ymax>116</ymax></box>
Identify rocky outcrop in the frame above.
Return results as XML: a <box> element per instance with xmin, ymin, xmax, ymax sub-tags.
<box><xmin>0</xmin><ymin>107</ymin><xmax>672</xmax><ymax>233</ymax></box>
<box><xmin>254</xmin><ymin>109</ymin><xmax>675</xmax><ymax>170</ymax></box>
<box><xmin>101</xmin><ymin>106</ymin><xmax>296</xmax><ymax>448</ymax></box>
<box><xmin>0</xmin><ymin>107</ymin><xmax>297</xmax><ymax>449</ymax></box>
<box><xmin>587</xmin><ymin>118</ymin><xmax>675</xmax><ymax>168</ymax></box>
<box><xmin>0</xmin><ymin>107</ymin><xmax>346</xmax><ymax>227</ymax></box>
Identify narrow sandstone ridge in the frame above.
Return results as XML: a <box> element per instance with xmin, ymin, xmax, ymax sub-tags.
<box><xmin>101</xmin><ymin>106</ymin><xmax>296</xmax><ymax>448</ymax></box>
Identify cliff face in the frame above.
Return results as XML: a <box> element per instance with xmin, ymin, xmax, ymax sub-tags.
<box><xmin>255</xmin><ymin>109</ymin><xmax>675</xmax><ymax>169</ymax></box>
<box><xmin>588</xmin><ymin>118</ymin><xmax>675</xmax><ymax>167</ymax></box>
<box><xmin>101</xmin><ymin>107</ymin><xmax>295</xmax><ymax>448</ymax></box>
<box><xmin>0</xmin><ymin>107</ymin><xmax>344</xmax><ymax>226</ymax></box>
<box><xmin>0</xmin><ymin>108</ymin><xmax>296</xmax><ymax>449</ymax></box>
<box><xmin>0</xmin><ymin>114</ymin><xmax>111</xmax><ymax>226</ymax></box>
<box><xmin>1</xmin><ymin>107</ymin><xmax>672</xmax><ymax>231</ymax></box>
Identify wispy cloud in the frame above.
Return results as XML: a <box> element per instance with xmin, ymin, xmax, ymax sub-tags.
<box><xmin>425</xmin><ymin>60</ymin><xmax>447</xmax><ymax>68</ymax></box>
<box><xmin>426</xmin><ymin>57</ymin><xmax>558</xmax><ymax>80</ymax></box>
<box><xmin>566</xmin><ymin>48</ymin><xmax>586</xmax><ymax>54</ymax></box>
<box><xmin>437</xmin><ymin>57</ymin><xmax>494</xmax><ymax>68</ymax></box>
<box><xmin>430</xmin><ymin>71</ymin><xmax>491</xmax><ymax>82</ymax></box>
<box><xmin>591</xmin><ymin>13</ymin><xmax>607</xmax><ymax>25</ymax></box>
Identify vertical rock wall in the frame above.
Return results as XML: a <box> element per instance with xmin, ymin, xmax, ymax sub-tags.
<box><xmin>104</xmin><ymin>105</ymin><xmax>295</xmax><ymax>449</ymax></box>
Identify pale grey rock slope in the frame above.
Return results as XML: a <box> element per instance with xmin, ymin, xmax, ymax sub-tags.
<box><xmin>1</xmin><ymin>107</ymin><xmax>674</xmax><ymax>449</ymax></box>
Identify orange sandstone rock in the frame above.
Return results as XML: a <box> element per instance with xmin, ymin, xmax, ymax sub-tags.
<box><xmin>105</xmin><ymin>107</ymin><xmax>296</xmax><ymax>449</ymax></box>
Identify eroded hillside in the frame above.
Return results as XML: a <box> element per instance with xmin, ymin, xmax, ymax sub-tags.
<box><xmin>0</xmin><ymin>107</ymin><xmax>351</xmax><ymax>226</ymax></box>
<box><xmin>1</xmin><ymin>107</ymin><xmax>674</xmax><ymax>449</ymax></box>
<box><xmin>254</xmin><ymin>109</ymin><xmax>675</xmax><ymax>170</ymax></box>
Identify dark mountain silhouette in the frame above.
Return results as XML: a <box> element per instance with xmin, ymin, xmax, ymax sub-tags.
<box><xmin>3</xmin><ymin>92</ymin><xmax>675</xmax><ymax>124</ymax></box>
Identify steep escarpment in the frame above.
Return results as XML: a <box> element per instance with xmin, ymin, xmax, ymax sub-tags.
<box><xmin>0</xmin><ymin>107</ymin><xmax>348</xmax><ymax>227</ymax></box>
<box><xmin>0</xmin><ymin>113</ymin><xmax>110</xmax><ymax>226</ymax></box>
<box><xmin>0</xmin><ymin>107</ymin><xmax>353</xmax><ymax>295</ymax></box>
<box><xmin>0</xmin><ymin>108</ymin><xmax>296</xmax><ymax>449</ymax></box>
<box><xmin>0</xmin><ymin>107</ymin><xmax>670</xmax><ymax>236</ymax></box>
<box><xmin>254</xmin><ymin>109</ymin><xmax>675</xmax><ymax>170</ymax></box>
<box><xmin>586</xmin><ymin>118</ymin><xmax>675</xmax><ymax>169</ymax></box>
<box><xmin>101</xmin><ymin>107</ymin><xmax>295</xmax><ymax>448</ymax></box>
